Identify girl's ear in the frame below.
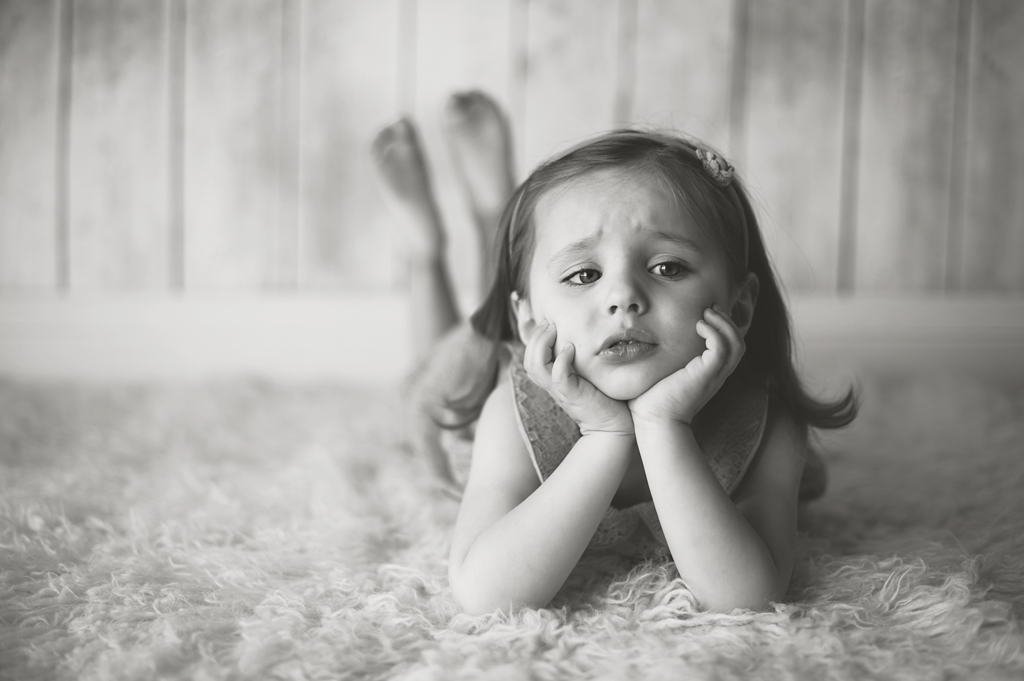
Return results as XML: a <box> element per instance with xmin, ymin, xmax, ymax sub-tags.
<box><xmin>510</xmin><ymin>291</ymin><xmax>536</xmax><ymax>342</ymax></box>
<box><xmin>730</xmin><ymin>273</ymin><xmax>759</xmax><ymax>338</ymax></box>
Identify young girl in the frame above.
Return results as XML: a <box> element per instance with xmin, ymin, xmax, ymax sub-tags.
<box><xmin>373</xmin><ymin>93</ymin><xmax>857</xmax><ymax>615</ymax></box>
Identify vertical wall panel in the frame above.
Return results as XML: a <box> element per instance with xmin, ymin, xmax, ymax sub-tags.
<box><xmin>184</xmin><ymin>0</ymin><xmax>285</xmax><ymax>289</ymax></box>
<box><xmin>522</xmin><ymin>0</ymin><xmax>619</xmax><ymax>172</ymax></box>
<box><xmin>414</xmin><ymin>0</ymin><xmax>515</xmax><ymax>138</ymax></box>
<box><xmin>836</xmin><ymin>0</ymin><xmax>865</xmax><ymax>294</ymax></box>
<box><xmin>279</xmin><ymin>0</ymin><xmax>301</xmax><ymax>289</ymax></box>
<box><xmin>414</xmin><ymin>0</ymin><xmax>515</xmax><ymax>302</ymax></box>
<box><xmin>612</xmin><ymin>0</ymin><xmax>637</xmax><ymax>125</ymax></box>
<box><xmin>963</xmin><ymin>0</ymin><xmax>1024</xmax><ymax>291</ymax></box>
<box><xmin>855</xmin><ymin>0</ymin><xmax>959</xmax><ymax>291</ymax></box>
<box><xmin>632</xmin><ymin>0</ymin><xmax>733</xmax><ymax>155</ymax></box>
<box><xmin>68</xmin><ymin>0</ymin><xmax>170</xmax><ymax>290</ymax></box>
<box><xmin>168</xmin><ymin>0</ymin><xmax>186</xmax><ymax>289</ymax></box>
<box><xmin>745</xmin><ymin>0</ymin><xmax>846</xmax><ymax>293</ymax></box>
<box><xmin>300</xmin><ymin>0</ymin><xmax>399</xmax><ymax>291</ymax></box>
<box><xmin>0</xmin><ymin>0</ymin><xmax>60</xmax><ymax>290</ymax></box>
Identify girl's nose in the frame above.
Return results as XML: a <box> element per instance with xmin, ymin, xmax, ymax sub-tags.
<box><xmin>605</xmin><ymin>274</ymin><xmax>648</xmax><ymax>316</ymax></box>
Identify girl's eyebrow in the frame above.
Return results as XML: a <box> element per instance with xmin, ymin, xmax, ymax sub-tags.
<box><xmin>549</xmin><ymin>235</ymin><xmax>599</xmax><ymax>266</ymax></box>
<box><xmin>651</xmin><ymin>230</ymin><xmax>704</xmax><ymax>253</ymax></box>
<box><xmin>548</xmin><ymin>230</ymin><xmax>704</xmax><ymax>268</ymax></box>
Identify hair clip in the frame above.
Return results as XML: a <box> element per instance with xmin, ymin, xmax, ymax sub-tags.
<box><xmin>695</xmin><ymin>148</ymin><xmax>734</xmax><ymax>187</ymax></box>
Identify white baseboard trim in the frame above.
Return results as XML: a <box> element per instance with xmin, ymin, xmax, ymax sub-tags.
<box><xmin>0</xmin><ymin>294</ymin><xmax>411</xmax><ymax>384</ymax></box>
<box><xmin>790</xmin><ymin>295</ymin><xmax>1024</xmax><ymax>384</ymax></box>
<box><xmin>0</xmin><ymin>294</ymin><xmax>1021</xmax><ymax>384</ymax></box>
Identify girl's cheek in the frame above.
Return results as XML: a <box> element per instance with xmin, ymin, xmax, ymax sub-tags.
<box><xmin>571</xmin><ymin>353</ymin><xmax>597</xmax><ymax>384</ymax></box>
<box><xmin>551</xmin><ymin>329</ymin><xmax>577</xmax><ymax>360</ymax></box>
<box><xmin>676</xmin><ymin>305</ymin><xmax>711</xmax><ymax>360</ymax></box>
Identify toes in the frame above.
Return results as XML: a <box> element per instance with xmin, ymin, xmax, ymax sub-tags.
<box><xmin>372</xmin><ymin>118</ymin><xmax>426</xmax><ymax>168</ymax></box>
<box><xmin>445</xmin><ymin>90</ymin><xmax>501</xmax><ymax>128</ymax></box>
<box><xmin>446</xmin><ymin>91</ymin><xmax>472</xmax><ymax>113</ymax></box>
<box><xmin>374</xmin><ymin>117</ymin><xmax>416</xmax><ymax>149</ymax></box>
<box><xmin>392</xmin><ymin>116</ymin><xmax>418</xmax><ymax>141</ymax></box>
<box><xmin>371</xmin><ymin>126</ymin><xmax>390</xmax><ymax>154</ymax></box>
<box><xmin>446</xmin><ymin>91</ymin><xmax>478</xmax><ymax>117</ymax></box>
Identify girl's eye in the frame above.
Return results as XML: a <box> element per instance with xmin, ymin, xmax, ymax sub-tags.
<box><xmin>651</xmin><ymin>261</ymin><xmax>685</xmax><ymax>278</ymax></box>
<box><xmin>564</xmin><ymin>268</ymin><xmax>601</xmax><ymax>285</ymax></box>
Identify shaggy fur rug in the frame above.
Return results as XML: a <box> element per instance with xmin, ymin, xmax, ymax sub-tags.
<box><xmin>1</xmin><ymin>372</ymin><xmax>1023</xmax><ymax>680</ymax></box>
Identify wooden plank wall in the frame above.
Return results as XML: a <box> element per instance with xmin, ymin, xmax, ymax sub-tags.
<box><xmin>69</xmin><ymin>0</ymin><xmax>171</xmax><ymax>290</ymax></box>
<box><xmin>0</xmin><ymin>0</ymin><xmax>62</xmax><ymax>289</ymax></box>
<box><xmin>1</xmin><ymin>0</ymin><xmax>1022</xmax><ymax>300</ymax></box>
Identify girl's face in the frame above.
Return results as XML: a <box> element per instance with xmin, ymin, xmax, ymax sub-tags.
<box><xmin>515</xmin><ymin>168</ymin><xmax>742</xmax><ymax>401</ymax></box>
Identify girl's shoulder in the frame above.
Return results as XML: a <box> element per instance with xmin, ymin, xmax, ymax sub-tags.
<box><xmin>735</xmin><ymin>395</ymin><xmax>819</xmax><ymax>502</ymax></box>
<box><xmin>476</xmin><ymin>356</ymin><xmax>523</xmax><ymax>446</ymax></box>
<box><xmin>467</xmin><ymin>355</ymin><xmax>539</xmax><ymax>495</ymax></box>
<box><xmin>766</xmin><ymin>397</ymin><xmax>829</xmax><ymax>501</ymax></box>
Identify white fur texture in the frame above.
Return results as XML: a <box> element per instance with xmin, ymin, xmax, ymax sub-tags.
<box><xmin>1</xmin><ymin>373</ymin><xmax>1022</xmax><ymax>680</ymax></box>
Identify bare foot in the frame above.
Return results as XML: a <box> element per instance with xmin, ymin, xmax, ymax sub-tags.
<box><xmin>371</xmin><ymin>117</ymin><xmax>446</xmax><ymax>262</ymax></box>
<box><xmin>444</xmin><ymin>91</ymin><xmax>515</xmax><ymax>232</ymax></box>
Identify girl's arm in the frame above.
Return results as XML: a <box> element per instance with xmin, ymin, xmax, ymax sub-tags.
<box><xmin>633</xmin><ymin>405</ymin><xmax>806</xmax><ymax>612</ymax></box>
<box><xmin>448</xmin><ymin>372</ymin><xmax>635</xmax><ymax>615</ymax></box>
<box><xmin>628</xmin><ymin>305</ymin><xmax>805</xmax><ymax>612</ymax></box>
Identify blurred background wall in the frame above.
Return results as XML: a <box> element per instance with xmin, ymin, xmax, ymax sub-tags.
<box><xmin>1</xmin><ymin>0</ymin><xmax>1022</xmax><ymax>381</ymax></box>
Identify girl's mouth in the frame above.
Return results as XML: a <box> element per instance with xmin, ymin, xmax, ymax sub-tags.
<box><xmin>599</xmin><ymin>328</ymin><xmax>657</xmax><ymax>351</ymax></box>
<box><xmin>598</xmin><ymin>338</ymin><xmax>657</xmax><ymax>361</ymax></box>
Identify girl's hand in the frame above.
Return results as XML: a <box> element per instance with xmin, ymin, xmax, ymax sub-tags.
<box><xmin>524</xmin><ymin>321</ymin><xmax>634</xmax><ymax>436</ymax></box>
<box><xmin>629</xmin><ymin>305</ymin><xmax>745</xmax><ymax>427</ymax></box>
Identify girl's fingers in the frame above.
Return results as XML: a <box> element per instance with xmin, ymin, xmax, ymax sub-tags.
<box><xmin>524</xmin><ymin>322</ymin><xmax>556</xmax><ymax>380</ymax></box>
<box><xmin>696</xmin><ymin>319</ymin><xmax>726</xmax><ymax>374</ymax></box>
<box><xmin>706</xmin><ymin>306</ymin><xmax>745</xmax><ymax>368</ymax></box>
<box><xmin>551</xmin><ymin>343</ymin><xmax>579</xmax><ymax>395</ymax></box>
<box><xmin>709</xmin><ymin>305</ymin><xmax>744</xmax><ymax>348</ymax></box>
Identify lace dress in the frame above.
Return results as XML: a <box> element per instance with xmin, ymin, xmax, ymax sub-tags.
<box><xmin>506</xmin><ymin>347</ymin><xmax>772</xmax><ymax>557</ymax></box>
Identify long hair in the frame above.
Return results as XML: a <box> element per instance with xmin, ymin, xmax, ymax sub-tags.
<box><xmin>447</xmin><ymin>129</ymin><xmax>857</xmax><ymax>431</ymax></box>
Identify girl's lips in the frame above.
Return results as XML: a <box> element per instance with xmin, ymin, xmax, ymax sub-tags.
<box><xmin>598</xmin><ymin>328</ymin><xmax>657</xmax><ymax>351</ymax></box>
<box><xmin>598</xmin><ymin>339</ymin><xmax>657</xmax><ymax>362</ymax></box>
<box><xmin>597</xmin><ymin>328</ymin><xmax>658</xmax><ymax>362</ymax></box>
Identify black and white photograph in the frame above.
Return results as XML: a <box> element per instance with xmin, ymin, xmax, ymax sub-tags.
<box><xmin>2</xmin><ymin>1</ymin><xmax>1023</xmax><ymax>679</ymax></box>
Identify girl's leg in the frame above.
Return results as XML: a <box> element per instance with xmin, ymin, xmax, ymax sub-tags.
<box><xmin>372</xmin><ymin>99</ymin><xmax>515</xmax><ymax>494</ymax></box>
<box><xmin>444</xmin><ymin>91</ymin><xmax>516</xmax><ymax>290</ymax></box>
<box><xmin>372</xmin><ymin>117</ymin><xmax>464</xmax><ymax>490</ymax></box>
<box><xmin>371</xmin><ymin>117</ymin><xmax>460</xmax><ymax>357</ymax></box>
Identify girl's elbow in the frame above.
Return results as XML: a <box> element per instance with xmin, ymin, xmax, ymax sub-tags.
<box><xmin>695</xmin><ymin>570</ymin><xmax>785</xmax><ymax>613</ymax></box>
<box><xmin>699</xmin><ymin>588</ymin><xmax>775</xmax><ymax>613</ymax></box>
<box><xmin>448</xmin><ymin>562</ymin><xmax>550</xmax><ymax>615</ymax></box>
<box><xmin>448</xmin><ymin>562</ymin><xmax>483</xmax><ymax>614</ymax></box>
<box><xmin>450</xmin><ymin>581</ymin><xmax>532</xmax><ymax>616</ymax></box>
<box><xmin>451</xmin><ymin>576</ymin><xmax>498</xmax><ymax>615</ymax></box>
<box><xmin>449</xmin><ymin>564</ymin><xmax>508</xmax><ymax>615</ymax></box>
<box><xmin>452</xmin><ymin>590</ymin><xmax>496</xmax><ymax>616</ymax></box>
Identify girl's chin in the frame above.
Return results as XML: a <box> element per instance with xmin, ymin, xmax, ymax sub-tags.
<box><xmin>588</xmin><ymin>373</ymin><xmax>661</xmax><ymax>402</ymax></box>
<box><xmin>584</xmin><ymin>357</ymin><xmax>693</xmax><ymax>402</ymax></box>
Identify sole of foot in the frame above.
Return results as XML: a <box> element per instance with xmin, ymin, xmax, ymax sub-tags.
<box><xmin>371</xmin><ymin>117</ymin><xmax>446</xmax><ymax>263</ymax></box>
<box><xmin>444</xmin><ymin>91</ymin><xmax>516</xmax><ymax>223</ymax></box>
